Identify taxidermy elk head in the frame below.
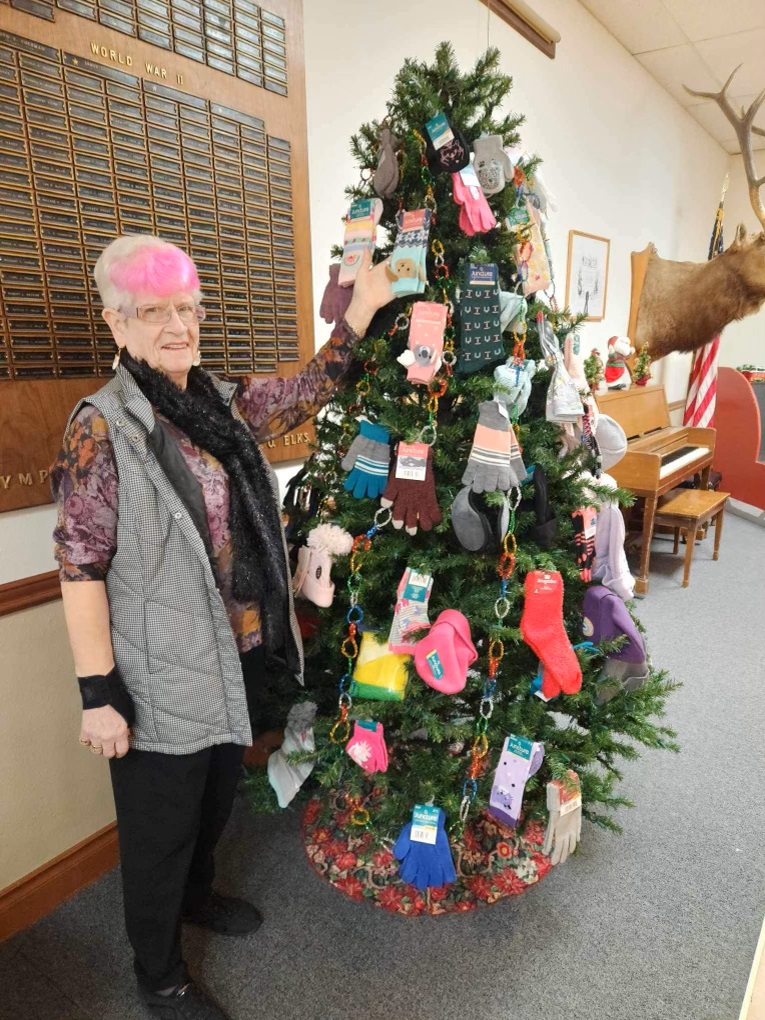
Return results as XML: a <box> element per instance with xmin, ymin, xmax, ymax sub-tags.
<box><xmin>634</xmin><ymin>66</ymin><xmax>765</xmax><ymax>360</ymax></box>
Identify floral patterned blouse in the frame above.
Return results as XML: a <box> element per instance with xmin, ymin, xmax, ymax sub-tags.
<box><xmin>51</xmin><ymin>321</ymin><xmax>359</xmax><ymax>652</ymax></box>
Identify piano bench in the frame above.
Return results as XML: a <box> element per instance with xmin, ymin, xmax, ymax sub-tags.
<box><xmin>653</xmin><ymin>490</ymin><xmax>730</xmax><ymax>588</ymax></box>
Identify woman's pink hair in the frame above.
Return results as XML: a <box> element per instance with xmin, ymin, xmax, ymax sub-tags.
<box><xmin>94</xmin><ymin>235</ymin><xmax>201</xmax><ymax>307</ymax></box>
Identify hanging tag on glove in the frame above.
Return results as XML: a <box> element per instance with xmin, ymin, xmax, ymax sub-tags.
<box><xmin>395</xmin><ymin>441</ymin><xmax>429</xmax><ymax>481</ymax></box>
<box><xmin>411</xmin><ymin>804</ymin><xmax>440</xmax><ymax>844</ymax></box>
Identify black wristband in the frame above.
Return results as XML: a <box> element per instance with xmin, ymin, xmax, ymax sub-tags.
<box><xmin>78</xmin><ymin>667</ymin><xmax>135</xmax><ymax>726</ymax></box>
<box><xmin>78</xmin><ymin>668</ymin><xmax>118</xmax><ymax>709</ymax></box>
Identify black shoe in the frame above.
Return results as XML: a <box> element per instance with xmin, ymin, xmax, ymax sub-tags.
<box><xmin>182</xmin><ymin>891</ymin><xmax>263</xmax><ymax>936</ymax></box>
<box><xmin>141</xmin><ymin>981</ymin><xmax>230</xmax><ymax>1020</ymax></box>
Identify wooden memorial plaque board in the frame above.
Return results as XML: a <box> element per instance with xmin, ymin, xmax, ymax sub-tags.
<box><xmin>0</xmin><ymin>0</ymin><xmax>313</xmax><ymax>512</ymax></box>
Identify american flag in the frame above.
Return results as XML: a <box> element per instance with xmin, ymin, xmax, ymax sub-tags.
<box><xmin>683</xmin><ymin>176</ymin><xmax>728</xmax><ymax>428</ymax></box>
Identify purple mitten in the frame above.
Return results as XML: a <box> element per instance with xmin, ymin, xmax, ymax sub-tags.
<box><xmin>488</xmin><ymin>735</ymin><xmax>544</xmax><ymax>829</ymax></box>
<box><xmin>319</xmin><ymin>264</ymin><xmax>353</xmax><ymax>326</ymax></box>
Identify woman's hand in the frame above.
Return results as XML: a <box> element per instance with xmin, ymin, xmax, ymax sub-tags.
<box><xmin>81</xmin><ymin>706</ymin><xmax>131</xmax><ymax>759</ymax></box>
<box><xmin>344</xmin><ymin>248</ymin><xmax>395</xmax><ymax>338</ymax></box>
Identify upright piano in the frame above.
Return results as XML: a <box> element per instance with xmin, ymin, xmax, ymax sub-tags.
<box><xmin>597</xmin><ymin>385</ymin><xmax>715</xmax><ymax>594</ymax></box>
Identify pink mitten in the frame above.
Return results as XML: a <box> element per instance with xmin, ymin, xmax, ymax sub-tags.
<box><xmin>451</xmin><ymin>165</ymin><xmax>497</xmax><ymax>236</ymax></box>
<box><xmin>413</xmin><ymin>610</ymin><xmax>477</xmax><ymax>694</ymax></box>
<box><xmin>320</xmin><ymin>264</ymin><xmax>353</xmax><ymax>326</ymax></box>
<box><xmin>346</xmin><ymin>721</ymin><xmax>388</xmax><ymax>773</ymax></box>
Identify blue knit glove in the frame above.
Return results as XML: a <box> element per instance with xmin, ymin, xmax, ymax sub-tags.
<box><xmin>393</xmin><ymin>809</ymin><xmax>456</xmax><ymax>891</ymax></box>
<box><xmin>341</xmin><ymin>419</ymin><xmax>391</xmax><ymax>499</ymax></box>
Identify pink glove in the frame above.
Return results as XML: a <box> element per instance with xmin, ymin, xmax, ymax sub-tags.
<box><xmin>346</xmin><ymin>721</ymin><xmax>388</xmax><ymax>773</ymax></box>
<box><xmin>451</xmin><ymin>166</ymin><xmax>497</xmax><ymax>236</ymax></box>
<box><xmin>319</xmin><ymin>264</ymin><xmax>353</xmax><ymax>325</ymax></box>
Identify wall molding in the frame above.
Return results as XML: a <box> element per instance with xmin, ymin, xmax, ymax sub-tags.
<box><xmin>0</xmin><ymin>570</ymin><xmax>60</xmax><ymax>619</ymax></box>
<box><xmin>0</xmin><ymin>823</ymin><xmax>118</xmax><ymax>942</ymax></box>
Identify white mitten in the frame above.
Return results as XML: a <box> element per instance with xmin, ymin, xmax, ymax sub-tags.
<box><xmin>267</xmin><ymin>702</ymin><xmax>318</xmax><ymax>809</ymax></box>
<box><xmin>543</xmin><ymin>770</ymin><xmax>582</xmax><ymax>865</ymax></box>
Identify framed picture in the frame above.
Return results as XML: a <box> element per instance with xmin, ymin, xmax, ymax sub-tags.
<box><xmin>565</xmin><ymin>231</ymin><xmax>610</xmax><ymax>321</ymax></box>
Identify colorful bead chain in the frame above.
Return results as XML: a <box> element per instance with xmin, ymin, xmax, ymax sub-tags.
<box><xmin>456</xmin><ymin>487</ymin><xmax>522</xmax><ymax>829</ymax></box>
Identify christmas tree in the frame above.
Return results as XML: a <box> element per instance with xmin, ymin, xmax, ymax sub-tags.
<box><xmin>248</xmin><ymin>44</ymin><xmax>677</xmax><ymax>900</ymax></box>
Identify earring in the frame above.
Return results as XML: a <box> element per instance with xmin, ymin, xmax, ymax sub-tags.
<box><xmin>192</xmin><ymin>352</ymin><xmax>201</xmax><ymax>367</ymax></box>
<box><xmin>111</xmin><ymin>348</ymin><xmax>121</xmax><ymax>371</ymax></box>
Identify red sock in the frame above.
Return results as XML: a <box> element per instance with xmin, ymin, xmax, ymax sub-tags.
<box><xmin>521</xmin><ymin>570</ymin><xmax>582</xmax><ymax>697</ymax></box>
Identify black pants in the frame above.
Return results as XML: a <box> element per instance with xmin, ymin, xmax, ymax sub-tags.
<box><xmin>110</xmin><ymin>741</ymin><xmax>245</xmax><ymax>991</ymax></box>
<box><xmin>108</xmin><ymin>647</ymin><xmax>265</xmax><ymax>992</ymax></box>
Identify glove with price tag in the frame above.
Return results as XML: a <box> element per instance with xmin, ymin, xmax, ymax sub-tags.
<box><xmin>393</xmin><ymin>806</ymin><xmax>457</xmax><ymax>891</ymax></box>
<box><xmin>341</xmin><ymin>419</ymin><xmax>391</xmax><ymax>499</ymax></box>
<box><xmin>380</xmin><ymin>443</ymin><xmax>441</xmax><ymax>535</ymax></box>
<box><xmin>451</xmin><ymin>164</ymin><xmax>497</xmax><ymax>236</ymax></box>
<box><xmin>543</xmin><ymin>771</ymin><xmax>582</xmax><ymax>865</ymax></box>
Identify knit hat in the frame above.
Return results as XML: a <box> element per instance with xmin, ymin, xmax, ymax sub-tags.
<box><xmin>414</xmin><ymin>610</ymin><xmax>477</xmax><ymax>695</ymax></box>
<box><xmin>595</xmin><ymin>415</ymin><xmax>627</xmax><ymax>470</ymax></box>
<box><xmin>582</xmin><ymin>586</ymin><xmax>648</xmax><ymax>702</ymax></box>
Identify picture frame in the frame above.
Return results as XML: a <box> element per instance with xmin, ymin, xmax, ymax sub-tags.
<box><xmin>565</xmin><ymin>231</ymin><xmax>610</xmax><ymax>321</ymax></box>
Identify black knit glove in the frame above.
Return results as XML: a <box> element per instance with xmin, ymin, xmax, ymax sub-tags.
<box><xmin>78</xmin><ymin>667</ymin><xmax>135</xmax><ymax>727</ymax></box>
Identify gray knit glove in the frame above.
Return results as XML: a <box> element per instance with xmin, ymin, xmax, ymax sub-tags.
<box><xmin>341</xmin><ymin>419</ymin><xmax>391</xmax><ymax>499</ymax></box>
<box><xmin>461</xmin><ymin>401</ymin><xmax>525</xmax><ymax>494</ymax></box>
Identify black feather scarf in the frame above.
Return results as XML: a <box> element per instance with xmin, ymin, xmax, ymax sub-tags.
<box><xmin>120</xmin><ymin>350</ymin><xmax>294</xmax><ymax>666</ymax></box>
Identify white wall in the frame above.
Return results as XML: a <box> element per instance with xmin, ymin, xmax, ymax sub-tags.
<box><xmin>304</xmin><ymin>0</ymin><xmax>728</xmax><ymax>410</ymax></box>
<box><xmin>717</xmin><ymin>152</ymin><xmax>765</xmax><ymax>371</ymax></box>
<box><xmin>0</xmin><ymin>0</ymin><xmax>731</xmax><ymax>586</ymax></box>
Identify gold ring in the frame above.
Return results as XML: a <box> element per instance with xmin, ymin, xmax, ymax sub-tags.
<box><xmin>90</xmin><ymin>745</ymin><xmax>103</xmax><ymax>754</ymax></box>
<box><xmin>79</xmin><ymin>738</ymin><xmax>91</xmax><ymax>746</ymax></box>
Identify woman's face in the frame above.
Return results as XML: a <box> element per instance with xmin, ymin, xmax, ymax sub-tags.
<box><xmin>104</xmin><ymin>289</ymin><xmax>201</xmax><ymax>388</ymax></box>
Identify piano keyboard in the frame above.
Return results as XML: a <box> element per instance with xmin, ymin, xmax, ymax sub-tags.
<box><xmin>658</xmin><ymin>445</ymin><xmax>709</xmax><ymax>478</ymax></box>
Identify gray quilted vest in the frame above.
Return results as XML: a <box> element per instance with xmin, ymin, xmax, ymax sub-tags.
<box><xmin>67</xmin><ymin>365</ymin><xmax>304</xmax><ymax>755</ymax></box>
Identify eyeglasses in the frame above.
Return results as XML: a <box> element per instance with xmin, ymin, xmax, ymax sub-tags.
<box><xmin>121</xmin><ymin>302</ymin><xmax>206</xmax><ymax>325</ymax></box>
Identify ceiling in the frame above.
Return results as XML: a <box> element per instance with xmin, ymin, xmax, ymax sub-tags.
<box><xmin>578</xmin><ymin>0</ymin><xmax>765</xmax><ymax>153</ymax></box>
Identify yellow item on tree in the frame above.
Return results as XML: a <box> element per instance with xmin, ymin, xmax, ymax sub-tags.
<box><xmin>350</xmin><ymin>633</ymin><xmax>409</xmax><ymax>701</ymax></box>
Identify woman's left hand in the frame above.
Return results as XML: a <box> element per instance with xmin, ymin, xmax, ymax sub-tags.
<box><xmin>344</xmin><ymin>248</ymin><xmax>395</xmax><ymax>338</ymax></box>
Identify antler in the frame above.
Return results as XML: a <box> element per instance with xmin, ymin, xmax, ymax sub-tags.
<box><xmin>685</xmin><ymin>65</ymin><xmax>765</xmax><ymax>231</ymax></box>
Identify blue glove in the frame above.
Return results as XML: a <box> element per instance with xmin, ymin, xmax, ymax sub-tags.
<box><xmin>393</xmin><ymin>809</ymin><xmax>456</xmax><ymax>891</ymax></box>
<box><xmin>341</xmin><ymin>419</ymin><xmax>391</xmax><ymax>499</ymax></box>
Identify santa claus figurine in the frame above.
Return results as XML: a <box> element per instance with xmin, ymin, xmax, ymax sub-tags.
<box><xmin>604</xmin><ymin>336</ymin><xmax>634</xmax><ymax>390</ymax></box>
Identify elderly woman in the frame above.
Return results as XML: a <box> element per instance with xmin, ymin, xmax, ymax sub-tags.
<box><xmin>51</xmin><ymin>233</ymin><xmax>393</xmax><ymax>1020</ymax></box>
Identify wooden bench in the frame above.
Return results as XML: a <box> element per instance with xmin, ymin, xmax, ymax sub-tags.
<box><xmin>653</xmin><ymin>489</ymin><xmax>730</xmax><ymax>588</ymax></box>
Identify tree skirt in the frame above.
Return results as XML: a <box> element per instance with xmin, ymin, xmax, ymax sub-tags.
<box><xmin>302</xmin><ymin>794</ymin><xmax>552</xmax><ymax>916</ymax></box>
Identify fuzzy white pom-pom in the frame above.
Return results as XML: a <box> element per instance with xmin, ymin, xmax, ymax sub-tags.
<box><xmin>306</xmin><ymin>523</ymin><xmax>354</xmax><ymax>557</ymax></box>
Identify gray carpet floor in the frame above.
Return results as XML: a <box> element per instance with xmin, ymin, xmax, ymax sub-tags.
<box><xmin>2</xmin><ymin>512</ymin><xmax>764</xmax><ymax>1020</ymax></box>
